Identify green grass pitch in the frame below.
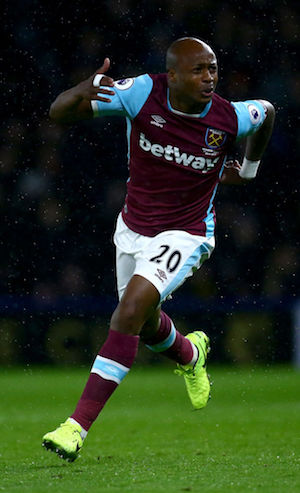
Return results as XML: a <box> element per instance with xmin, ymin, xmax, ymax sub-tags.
<box><xmin>1</xmin><ymin>365</ymin><xmax>299</xmax><ymax>493</ymax></box>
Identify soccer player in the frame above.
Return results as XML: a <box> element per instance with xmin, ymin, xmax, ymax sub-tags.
<box><xmin>42</xmin><ymin>37</ymin><xmax>275</xmax><ymax>461</ymax></box>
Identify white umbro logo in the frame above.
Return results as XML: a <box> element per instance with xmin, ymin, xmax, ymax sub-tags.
<box><xmin>150</xmin><ymin>114</ymin><xmax>166</xmax><ymax>128</ymax></box>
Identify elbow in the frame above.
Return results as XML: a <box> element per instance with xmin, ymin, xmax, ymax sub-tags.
<box><xmin>49</xmin><ymin>103</ymin><xmax>55</xmax><ymax>121</ymax></box>
<box><xmin>49</xmin><ymin>102</ymin><xmax>61</xmax><ymax>123</ymax></box>
<box><xmin>259</xmin><ymin>100</ymin><xmax>276</xmax><ymax>120</ymax></box>
<box><xmin>49</xmin><ymin>97</ymin><xmax>69</xmax><ymax>123</ymax></box>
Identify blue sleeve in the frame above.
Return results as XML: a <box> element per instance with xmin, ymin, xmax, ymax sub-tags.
<box><xmin>231</xmin><ymin>100</ymin><xmax>266</xmax><ymax>139</ymax></box>
<box><xmin>91</xmin><ymin>74</ymin><xmax>153</xmax><ymax>119</ymax></box>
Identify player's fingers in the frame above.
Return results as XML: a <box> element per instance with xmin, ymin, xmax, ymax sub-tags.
<box><xmin>95</xmin><ymin>95</ymin><xmax>113</xmax><ymax>103</ymax></box>
<box><xmin>94</xmin><ymin>87</ymin><xmax>115</xmax><ymax>95</ymax></box>
<box><xmin>101</xmin><ymin>57</ymin><xmax>110</xmax><ymax>73</ymax></box>
<box><xmin>224</xmin><ymin>159</ymin><xmax>240</xmax><ymax>169</ymax></box>
<box><xmin>95</xmin><ymin>57</ymin><xmax>111</xmax><ymax>77</ymax></box>
<box><xmin>232</xmin><ymin>159</ymin><xmax>241</xmax><ymax>170</ymax></box>
<box><xmin>93</xmin><ymin>73</ymin><xmax>114</xmax><ymax>88</ymax></box>
<box><xmin>92</xmin><ymin>58</ymin><xmax>114</xmax><ymax>87</ymax></box>
<box><xmin>94</xmin><ymin>57</ymin><xmax>110</xmax><ymax>74</ymax></box>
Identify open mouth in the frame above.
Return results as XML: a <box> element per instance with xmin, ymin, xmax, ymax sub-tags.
<box><xmin>201</xmin><ymin>88</ymin><xmax>214</xmax><ymax>97</ymax></box>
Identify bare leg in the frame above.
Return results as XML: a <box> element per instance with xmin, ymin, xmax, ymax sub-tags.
<box><xmin>110</xmin><ymin>275</ymin><xmax>160</xmax><ymax>334</ymax></box>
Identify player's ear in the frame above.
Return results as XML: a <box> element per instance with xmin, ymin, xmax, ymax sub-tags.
<box><xmin>167</xmin><ymin>68</ymin><xmax>177</xmax><ymax>84</ymax></box>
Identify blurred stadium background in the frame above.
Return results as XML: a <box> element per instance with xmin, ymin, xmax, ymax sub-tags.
<box><xmin>1</xmin><ymin>0</ymin><xmax>299</xmax><ymax>367</ymax></box>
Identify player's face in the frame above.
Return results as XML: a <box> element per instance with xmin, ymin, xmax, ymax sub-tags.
<box><xmin>169</xmin><ymin>47</ymin><xmax>218</xmax><ymax>112</ymax></box>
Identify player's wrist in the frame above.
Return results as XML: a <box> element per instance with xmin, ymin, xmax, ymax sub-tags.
<box><xmin>238</xmin><ymin>157</ymin><xmax>261</xmax><ymax>179</ymax></box>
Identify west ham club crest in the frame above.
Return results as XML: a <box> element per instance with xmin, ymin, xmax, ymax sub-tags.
<box><xmin>205</xmin><ymin>128</ymin><xmax>227</xmax><ymax>149</ymax></box>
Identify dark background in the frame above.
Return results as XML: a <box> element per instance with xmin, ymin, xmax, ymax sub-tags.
<box><xmin>1</xmin><ymin>0</ymin><xmax>299</xmax><ymax>365</ymax></box>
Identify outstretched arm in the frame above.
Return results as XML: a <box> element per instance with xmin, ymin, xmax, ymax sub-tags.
<box><xmin>221</xmin><ymin>100</ymin><xmax>275</xmax><ymax>185</ymax></box>
<box><xmin>244</xmin><ymin>100</ymin><xmax>275</xmax><ymax>162</ymax></box>
<box><xmin>49</xmin><ymin>58</ymin><xmax>115</xmax><ymax>124</ymax></box>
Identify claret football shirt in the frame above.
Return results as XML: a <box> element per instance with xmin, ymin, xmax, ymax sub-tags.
<box><xmin>92</xmin><ymin>73</ymin><xmax>265</xmax><ymax>237</ymax></box>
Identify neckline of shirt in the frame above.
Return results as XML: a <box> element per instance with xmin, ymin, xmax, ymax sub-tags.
<box><xmin>167</xmin><ymin>89</ymin><xmax>212</xmax><ymax>118</ymax></box>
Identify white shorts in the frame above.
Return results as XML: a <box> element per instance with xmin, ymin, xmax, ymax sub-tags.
<box><xmin>113</xmin><ymin>213</ymin><xmax>215</xmax><ymax>303</ymax></box>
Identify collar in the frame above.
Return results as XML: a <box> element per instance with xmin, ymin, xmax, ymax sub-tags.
<box><xmin>167</xmin><ymin>89</ymin><xmax>212</xmax><ymax>118</ymax></box>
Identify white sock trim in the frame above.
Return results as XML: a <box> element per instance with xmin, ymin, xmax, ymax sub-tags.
<box><xmin>68</xmin><ymin>417</ymin><xmax>88</xmax><ymax>440</ymax></box>
<box><xmin>187</xmin><ymin>342</ymin><xmax>199</xmax><ymax>368</ymax></box>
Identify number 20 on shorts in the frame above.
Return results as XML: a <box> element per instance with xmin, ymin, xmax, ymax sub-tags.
<box><xmin>150</xmin><ymin>245</ymin><xmax>182</xmax><ymax>273</ymax></box>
